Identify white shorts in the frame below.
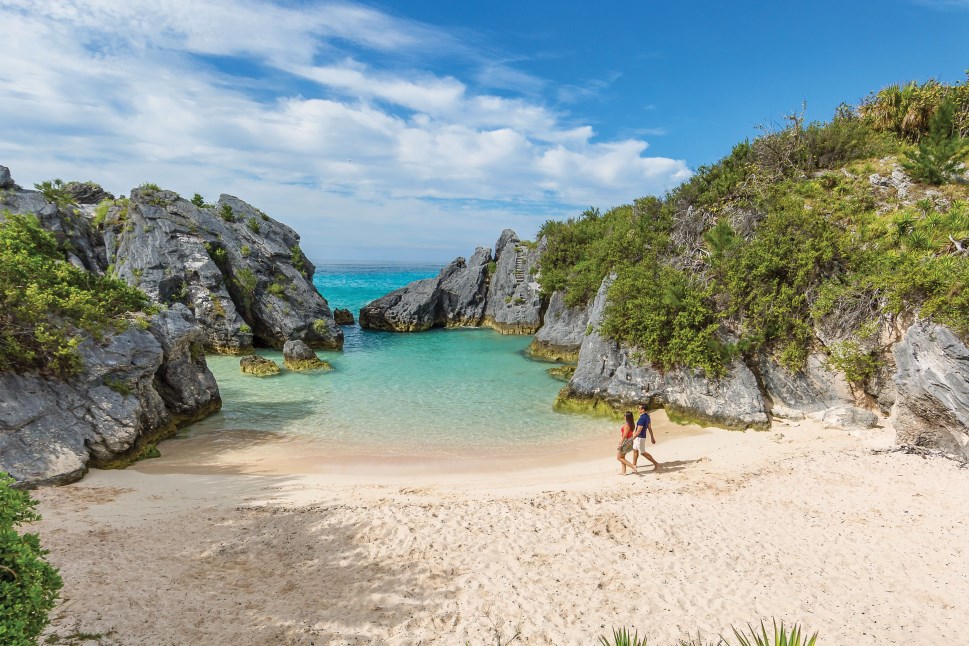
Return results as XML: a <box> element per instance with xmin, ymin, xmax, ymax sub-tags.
<box><xmin>633</xmin><ymin>436</ymin><xmax>651</xmax><ymax>453</ymax></box>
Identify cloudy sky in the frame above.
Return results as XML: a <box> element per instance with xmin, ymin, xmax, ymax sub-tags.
<box><xmin>0</xmin><ymin>0</ymin><xmax>965</xmax><ymax>261</ymax></box>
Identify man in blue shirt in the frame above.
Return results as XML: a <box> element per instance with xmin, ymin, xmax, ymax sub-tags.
<box><xmin>633</xmin><ymin>404</ymin><xmax>661</xmax><ymax>469</ymax></box>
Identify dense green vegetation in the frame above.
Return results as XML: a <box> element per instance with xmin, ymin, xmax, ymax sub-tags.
<box><xmin>538</xmin><ymin>77</ymin><xmax>969</xmax><ymax>379</ymax></box>
<box><xmin>0</xmin><ymin>213</ymin><xmax>153</xmax><ymax>377</ymax></box>
<box><xmin>0</xmin><ymin>472</ymin><xmax>63</xmax><ymax>645</ymax></box>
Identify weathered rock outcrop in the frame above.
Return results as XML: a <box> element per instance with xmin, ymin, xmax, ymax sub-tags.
<box><xmin>0</xmin><ymin>309</ymin><xmax>221</xmax><ymax>488</ymax></box>
<box><xmin>757</xmin><ymin>354</ymin><xmax>854</xmax><ymax>420</ymax></box>
<box><xmin>482</xmin><ymin>230</ymin><xmax>544</xmax><ymax>334</ymax></box>
<box><xmin>239</xmin><ymin>354</ymin><xmax>280</xmax><ymax>376</ymax></box>
<box><xmin>559</xmin><ymin>277</ymin><xmax>770</xmax><ymax>430</ymax></box>
<box><xmin>889</xmin><ymin>321</ymin><xmax>969</xmax><ymax>458</ymax></box>
<box><xmin>104</xmin><ymin>187</ymin><xmax>342</xmax><ymax>353</ymax></box>
<box><xmin>360</xmin><ymin>248</ymin><xmax>491</xmax><ymax>331</ymax></box>
<box><xmin>0</xmin><ymin>168</ymin><xmax>106</xmax><ymax>273</ymax></box>
<box><xmin>527</xmin><ymin>290</ymin><xmax>591</xmax><ymax>362</ymax></box>
<box><xmin>360</xmin><ymin>229</ymin><xmax>544</xmax><ymax>334</ymax></box>
<box><xmin>283</xmin><ymin>339</ymin><xmax>331</xmax><ymax>372</ymax></box>
<box><xmin>333</xmin><ymin>308</ymin><xmax>354</xmax><ymax>325</ymax></box>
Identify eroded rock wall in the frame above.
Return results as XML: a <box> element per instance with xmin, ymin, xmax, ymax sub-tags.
<box><xmin>889</xmin><ymin>321</ymin><xmax>969</xmax><ymax>459</ymax></box>
<box><xmin>0</xmin><ymin>309</ymin><xmax>221</xmax><ymax>488</ymax></box>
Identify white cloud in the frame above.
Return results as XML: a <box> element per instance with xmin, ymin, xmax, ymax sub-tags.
<box><xmin>0</xmin><ymin>0</ymin><xmax>690</xmax><ymax>261</ymax></box>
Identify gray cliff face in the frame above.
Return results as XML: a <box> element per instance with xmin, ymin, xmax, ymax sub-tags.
<box><xmin>359</xmin><ymin>250</ymin><xmax>491</xmax><ymax>331</ymax></box>
<box><xmin>527</xmin><ymin>290</ymin><xmax>591</xmax><ymax>362</ymax></box>
<box><xmin>757</xmin><ymin>354</ymin><xmax>854</xmax><ymax>420</ymax></box>
<box><xmin>0</xmin><ymin>309</ymin><xmax>221</xmax><ymax>488</ymax></box>
<box><xmin>483</xmin><ymin>230</ymin><xmax>544</xmax><ymax>334</ymax></box>
<box><xmin>105</xmin><ymin>187</ymin><xmax>342</xmax><ymax>352</ymax></box>
<box><xmin>889</xmin><ymin>321</ymin><xmax>969</xmax><ymax>459</ymax></box>
<box><xmin>563</xmin><ymin>277</ymin><xmax>769</xmax><ymax>430</ymax></box>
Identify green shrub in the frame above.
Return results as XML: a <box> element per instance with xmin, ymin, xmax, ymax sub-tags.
<box><xmin>901</xmin><ymin>97</ymin><xmax>969</xmax><ymax>185</ymax></box>
<box><xmin>233</xmin><ymin>268</ymin><xmax>257</xmax><ymax>307</ymax></box>
<box><xmin>0</xmin><ymin>213</ymin><xmax>152</xmax><ymax>377</ymax></box>
<box><xmin>191</xmin><ymin>193</ymin><xmax>206</xmax><ymax>208</ymax></box>
<box><xmin>246</xmin><ymin>217</ymin><xmax>261</xmax><ymax>234</ymax></box>
<box><xmin>240</xmin><ymin>245</ymin><xmax>251</xmax><ymax>258</ymax></box>
<box><xmin>720</xmin><ymin>192</ymin><xmax>842</xmax><ymax>370</ymax></box>
<box><xmin>32</xmin><ymin>179</ymin><xmax>73</xmax><ymax>209</ymax></box>
<box><xmin>290</xmin><ymin>246</ymin><xmax>307</xmax><ymax>275</ymax></box>
<box><xmin>0</xmin><ymin>472</ymin><xmax>63</xmax><ymax>645</ymax></box>
<box><xmin>602</xmin><ymin>264</ymin><xmax>730</xmax><ymax>377</ymax></box>
<box><xmin>268</xmin><ymin>280</ymin><xmax>286</xmax><ymax>297</ymax></box>
<box><xmin>219</xmin><ymin>204</ymin><xmax>235</xmax><ymax>222</ymax></box>
<box><xmin>140</xmin><ymin>182</ymin><xmax>160</xmax><ymax>192</ymax></box>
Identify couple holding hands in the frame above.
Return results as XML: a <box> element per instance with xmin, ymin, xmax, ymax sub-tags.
<box><xmin>616</xmin><ymin>404</ymin><xmax>661</xmax><ymax>475</ymax></box>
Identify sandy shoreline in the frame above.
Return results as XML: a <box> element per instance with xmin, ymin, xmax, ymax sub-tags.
<box><xmin>32</xmin><ymin>414</ymin><xmax>969</xmax><ymax>645</ymax></box>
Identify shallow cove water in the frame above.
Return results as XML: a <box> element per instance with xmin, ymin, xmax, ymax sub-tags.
<box><xmin>180</xmin><ymin>262</ymin><xmax>604</xmax><ymax>459</ymax></box>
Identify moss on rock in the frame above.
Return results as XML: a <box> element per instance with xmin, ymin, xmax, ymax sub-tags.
<box><xmin>239</xmin><ymin>354</ymin><xmax>280</xmax><ymax>376</ymax></box>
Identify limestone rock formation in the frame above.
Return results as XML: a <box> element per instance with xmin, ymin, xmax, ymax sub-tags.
<box><xmin>758</xmin><ymin>354</ymin><xmax>854</xmax><ymax>420</ymax></box>
<box><xmin>822</xmin><ymin>405</ymin><xmax>879</xmax><ymax>430</ymax></box>
<box><xmin>103</xmin><ymin>187</ymin><xmax>343</xmax><ymax>353</ymax></box>
<box><xmin>0</xmin><ymin>165</ymin><xmax>16</xmax><ymax>189</ymax></box>
<box><xmin>283</xmin><ymin>339</ymin><xmax>331</xmax><ymax>372</ymax></box>
<box><xmin>360</xmin><ymin>229</ymin><xmax>544</xmax><ymax>334</ymax></box>
<box><xmin>527</xmin><ymin>290</ymin><xmax>591</xmax><ymax>363</ymax></box>
<box><xmin>333</xmin><ymin>308</ymin><xmax>354</xmax><ymax>325</ymax></box>
<box><xmin>359</xmin><ymin>249</ymin><xmax>491</xmax><ymax>331</ymax></box>
<box><xmin>239</xmin><ymin>354</ymin><xmax>280</xmax><ymax>377</ymax></box>
<box><xmin>889</xmin><ymin>321</ymin><xmax>969</xmax><ymax>458</ymax></box>
<box><xmin>64</xmin><ymin>181</ymin><xmax>114</xmax><ymax>205</ymax></box>
<box><xmin>560</xmin><ymin>277</ymin><xmax>769</xmax><ymax>430</ymax></box>
<box><xmin>483</xmin><ymin>230</ymin><xmax>544</xmax><ymax>334</ymax></box>
<box><xmin>0</xmin><ymin>167</ymin><xmax>106</xmax><ymax>273</ymax></box>
<box><xmin>0</xmin><ymin>309</ymin><xmax>221</xmax><ymax>488</ymax></box>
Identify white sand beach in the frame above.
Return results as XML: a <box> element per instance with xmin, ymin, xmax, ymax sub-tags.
<box><xmin>32</xmin><ymin>413</ymin><xmax>969</xmax><ymax>645</ymax></box>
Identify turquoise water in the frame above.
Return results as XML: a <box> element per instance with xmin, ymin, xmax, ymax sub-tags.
<box><xmin>186</xmin><ymin>262</ymin><xmax>600</xmax><ymax>455</ymax></box>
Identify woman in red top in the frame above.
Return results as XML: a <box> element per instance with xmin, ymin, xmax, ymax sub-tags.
<box><xmin>616</xmin><ymin>411</ymin><xmax>637</xmax><ymax>475</ymax></box>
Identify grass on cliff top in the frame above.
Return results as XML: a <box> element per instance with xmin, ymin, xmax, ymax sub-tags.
<box><xmin>0</xmin><ymin>212</ymin><xmax>153</xmax><ymax>378</ymax></box>
<box><xmin>538</xmin><ymin>77</ymin><xmax>969</xmax><ymax>379</ymax></box>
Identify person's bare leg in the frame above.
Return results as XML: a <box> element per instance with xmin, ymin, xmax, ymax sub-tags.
<box><xmin>632</xmin><ymin>449</ymin><xmax>641</xmax><ymax>466</ymax></box>
<box><xmin>617</xmin><ymin>453</ymin><xmax>636</xmax><ymax>474</ymax></box>
<box><xmin>640</xmin><ymin>451</ymin><xmax>660</xmax><ymax>468</ymax></box>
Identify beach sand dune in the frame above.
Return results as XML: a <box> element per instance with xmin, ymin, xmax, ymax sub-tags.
<box><xmin>33</xmin><ymin>415</ymin><xmax>969</xmax><ymax>645</ymax></box>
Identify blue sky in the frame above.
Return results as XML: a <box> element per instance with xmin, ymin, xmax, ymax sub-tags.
<box><xmin>0</xmin><ymin>0</ymin><xmax>966</xmax><ymax>262</ymax></box>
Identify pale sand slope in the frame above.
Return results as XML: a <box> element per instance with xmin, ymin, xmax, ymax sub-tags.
<box><xmin>32</xmin><ymin>414</ymin><xmax>969</xmax><ymax>645</ymax></box>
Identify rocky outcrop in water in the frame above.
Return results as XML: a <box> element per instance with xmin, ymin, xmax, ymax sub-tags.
<box><xmin>360</xmin><ymin>248</ymin><xmax>492</xmax><ymax>331</ymax></box>
<box><xmin>283</xmin><ymin>339</ymin><xmax>331</xmax><ymax>372</ymax></box>
<box><xmin>889</xmin><ymin>321</ymin><xmax>969</xmax><ymax>459</ymax></box>
<box><xmin>240</xmin><ymin>354</ymin><xmax>280</xmax><ymax>376</ymax></box>
<box><xmin>360</xmin><ymin>229</ymin><xmax>544</xmax><ymax>334</ymax></box>
<box><xmin>0</xmin><ymin>307</ymin><xmax>220</xmax><ymax>488</ymax></box>
<box><xmin>333</xmin><ymin>308</ymin><xmax>354</xmax><ymax>325</ymax></box>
